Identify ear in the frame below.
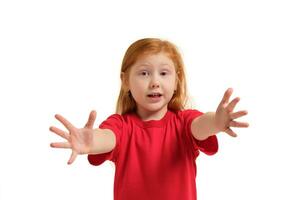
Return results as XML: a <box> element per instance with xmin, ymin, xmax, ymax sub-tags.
<box><xmin>174</xmin><ymin>73</ymin><xmax>179</xmax><ymax>89</ymax></box>
<box><xmin>121</xmin><ymin>72</ymin><xmax>129</xmax><ymax>90</ymax></box>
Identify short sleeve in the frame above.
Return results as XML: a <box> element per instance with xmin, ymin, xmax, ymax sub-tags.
<box><xmin>87</xmin><ymin>114</ymin><xmax>123</xmax><ymax>166</ymax></box>
<box><xmin>181</xmin><ymin>109</ymin><xmax>218</xmax><ymax>158</ymax></box>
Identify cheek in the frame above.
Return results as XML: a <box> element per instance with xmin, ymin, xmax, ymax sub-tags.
<box><xmin>166</xmin><ymin>77</ymin><xmax>177</xmax><ymax>90</ymax></box>
<box><xmin>129</xmin><ymin>77</ymin><xmax>147</xmax><ymax>92</ymax></box>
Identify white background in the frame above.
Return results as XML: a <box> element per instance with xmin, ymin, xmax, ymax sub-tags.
<box><xmin>0</xmin><ymin>0</ymin><xmax>299</xmax><ymax>199</ymax></box>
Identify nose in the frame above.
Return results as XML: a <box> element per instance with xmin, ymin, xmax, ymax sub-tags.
<box><xmin>149</xmin><ymin>75</ymin><xmax>160</xmax><ymax>89</ymax></box>
<box><xmin>150</xmin><ymin>83</ymin><xmax>159</xmax><ymax>89</ymax></box>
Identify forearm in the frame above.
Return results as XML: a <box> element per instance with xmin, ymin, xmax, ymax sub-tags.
<box><xmin>191</xmin><ymin>112</ymin><xmax>221</xmax><ymax>140</ymax></box>
<box><xmin>89</xmin><ymin>128</ymin><xmax>116</xmax><ymax>155</ymax></box>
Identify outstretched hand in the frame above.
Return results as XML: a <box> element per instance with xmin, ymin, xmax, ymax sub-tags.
<box><xmin>50</xmin><ymin>110</ymin><xmax>97</xmax><ymax>164</ymax></box>
<box><xmin>215</xmin><ymin>88</ymin><xmax>249</xmax><ymax>137</ymax></box>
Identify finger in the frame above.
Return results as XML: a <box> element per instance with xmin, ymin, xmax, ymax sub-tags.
<box><xmin>50</xmin><ymin>142</ymin><xmax>71</xmax><ymax>149</ymax></box>
<box><xmin>227</xmin><ymin>97</ymin><xmax>240</xmax><ymax>112</ymax></box>
<box><xmin>229</xmin><ymin>121</ymin><xmax>249</xmax><ymax>128</ymax></box>
<box><xmin>220</xmin><ymin>88</ymin><xmax>233</xmax><ymax>106</ymax></box>
<box><xmin>84</xmin><ymin>110</ymin><xmax>97</xmax><ymax>129</ymax></box>
<box><xmin>230</xmin><ymin>110</ymin><xmax>248</xmax><ymax>120</ymax></box>
<box><xmin>67</xmin><ymin>151</ymin><xmax>77</xmax><ymax>165</ymax></box>
<box><xmin>224</xmin><ymin>128</ymin><xmax>238</xmax><ymax>137</ymax></box>
<box><xmin>55</xmin><ymin>114</ymin><xmax>76</xmax><ymax>131</ymax></box>
<box><xmin>49</xmin><ymin>126</ymin><xmax>70</xmax><ymax>140</ymax></box>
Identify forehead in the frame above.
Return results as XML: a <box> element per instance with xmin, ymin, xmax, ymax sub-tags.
<box><xmin>133</xmin><ymin>52</ymin><xmax>175</xmax><ymax>69</ymax></box>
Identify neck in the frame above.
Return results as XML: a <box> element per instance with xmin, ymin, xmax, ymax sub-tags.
<box><xmin>136</xmin><ymin>106</ymin><xmax>168</xmax><ymax>121</ymax></box>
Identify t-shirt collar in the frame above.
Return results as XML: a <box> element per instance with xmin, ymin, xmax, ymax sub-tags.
<box><xmin>130</xmin><ymin>110</ymin><xmax>172</xmax><ymax>128</ymax></box>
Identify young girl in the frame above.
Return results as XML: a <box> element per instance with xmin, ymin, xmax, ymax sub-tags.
<box><xmin>50</xmin><ymin>38</ymin><xmax>249</xmax><ymax>200</ymax></box>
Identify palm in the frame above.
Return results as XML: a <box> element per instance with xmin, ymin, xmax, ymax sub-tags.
<box><xmin>50</xmin><ymin>110</ymin><xmax>97</xmax><ymax>164</ymax></box>
<box><xmin>69</xmin><ymin>127</ymin><xmax>93</xmax><ymax>154</ymax></box>
<box><xmin>215</xmin><ymin>88</ymin><xmax>249</xmax><ymax>137</ymax></box>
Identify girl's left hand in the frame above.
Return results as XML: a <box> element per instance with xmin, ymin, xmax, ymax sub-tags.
<box><xmin>215</xmin><ymin>88</ymin><xmax>249</xmax><ymax>137</ymax></box>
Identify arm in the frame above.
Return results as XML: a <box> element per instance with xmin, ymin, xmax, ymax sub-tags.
<box><xmin>89</xmin><ymin>128</ymin><xmax>116</xmax><ymax>155</ymax></box>
<box><xmin>191</xmin><ymin>88</ymin><xmax>249</xmax><ymax>141</ymax></box>
<box><xmin>191</xmin><ymin>112</ymin><xmax>219</xmax><ymax>141</ymax></box>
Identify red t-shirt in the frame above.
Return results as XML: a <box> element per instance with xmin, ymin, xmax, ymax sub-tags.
<box><xmin>88</xmin><ymin>109</ymin><xmax>218</xmax><ymax>200</ymax></box>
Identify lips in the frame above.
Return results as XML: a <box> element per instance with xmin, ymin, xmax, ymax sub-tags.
<box><xmin>147</xmin><ymin>92</ymin><xmax>162</xmax><ymax>103</ymax></box>
<box><xmin>147</xmin><ymin>93</ymin><xmax>162</xmax><ymax>97</ymax></box>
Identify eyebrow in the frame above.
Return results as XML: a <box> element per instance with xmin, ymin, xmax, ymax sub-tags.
<box><xmin>136</xmin><ymin>63</ymin><xmax>172</xmax><ymax>68</ymax></box>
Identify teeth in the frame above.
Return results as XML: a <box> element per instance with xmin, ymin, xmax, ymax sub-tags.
<box><xmin>148</xmin><ymin>94</ymin><xmax>161</xmax><ymax>97</ymax></box>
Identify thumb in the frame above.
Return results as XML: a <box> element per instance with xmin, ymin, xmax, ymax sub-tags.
<box><xmin>85</xmin><ymin>110</ymin><xmax>97</xmax><ymax>129</ymax></box>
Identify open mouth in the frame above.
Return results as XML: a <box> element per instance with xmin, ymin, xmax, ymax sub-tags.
<box><xmin>147</xmin><ymin>92</ymin><xmax>162</xmax><ymax>98</ymax></box>
<box><xmin>147</xmin><ymin>93</ymin><xmax>162</xmax><ymax>98</ymax></box>
<box><xmin>147</xmin><ymin>93</ymin><xmax>163</xmax><ymax>103</ymax></box>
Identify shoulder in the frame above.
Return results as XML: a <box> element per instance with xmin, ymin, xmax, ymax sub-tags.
<box><xmin>101</xmin><ymin>113</ymin><xmax>123</xmax><ymax>124</ymax></box>
<box><xmin>100</xmin><ymin>112</ymin><xmax>138</xmax><ymax>127</ymax></box>
<box><xmin>99</xmin><ymin>114</ymin><xmax>126</xmax><ymax>133</ymax></box>
<box><xmin>166</xmin><ymin>109</ymin><xmax>204</xmax><ymax>128</ymax></box>
<box><xmin>104</xmin><ymin>113</ymin><xmax>123</xmax><ymax>121</ymax></box>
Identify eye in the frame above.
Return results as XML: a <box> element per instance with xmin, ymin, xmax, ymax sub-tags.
<box><xmin>140</xmin><ymin>71</ymin><xmax>149</xmax><ymax>76</ymax></box>
<box><xmin>161</xmin><ymin>71</ymin><xmax>168</xmax><ymax>76</ymax></box>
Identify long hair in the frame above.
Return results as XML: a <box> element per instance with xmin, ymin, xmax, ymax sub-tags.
<box><xmin>115</xmin><ymin>38</ymin><xmax>189</xmax><ymax>115</ymax></box>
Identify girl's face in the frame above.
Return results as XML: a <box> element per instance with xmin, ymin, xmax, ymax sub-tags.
<box><xmin>127</xmin><ymin>52</ymin><xmax>177</xmax><ymax>119</ymax></box>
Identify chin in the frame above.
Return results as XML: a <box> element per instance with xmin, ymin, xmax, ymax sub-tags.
<box><xmin>145</xmin><ymin>104</ymin><xmax>168</xmax><ymax>112</ymax></box>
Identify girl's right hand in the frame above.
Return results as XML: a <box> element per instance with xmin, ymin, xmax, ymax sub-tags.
<box><xmin>50</xmin><ymin>110</ymin><xmax>97</xmax><ymax>164</ymax></box>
